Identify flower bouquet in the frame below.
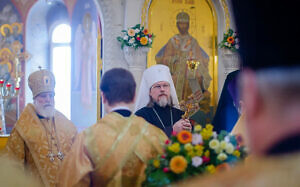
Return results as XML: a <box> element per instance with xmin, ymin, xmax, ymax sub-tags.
<box><xmin>142</xmin><ymin>124</ymin><xmax>247</xmax><ymax>186</ymax></box>
<box><xmin>117</xmin><ymin>24</ymin><xmax>154</xmax><ymax>50</ymax></box>
<box><xmin>218</xmin><ymin>29</ymin><xmax>239</xmax><ymax>52</ymax></box>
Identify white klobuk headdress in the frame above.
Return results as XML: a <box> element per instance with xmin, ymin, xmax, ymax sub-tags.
<box><xmin>134</xmin><ymin>64</ymin><xmax>180</xmax><ymax>112</ymax></box>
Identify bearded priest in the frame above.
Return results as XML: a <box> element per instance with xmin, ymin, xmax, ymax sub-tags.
<box><xmin>135</xmin><ymin>64</ymin><xmax>192</xmax><ymax>137</ymax></box>
<box><xmin>5</xmin><ymin>69</ymin><xmax>77</xmax><ymax>187</ymax></box>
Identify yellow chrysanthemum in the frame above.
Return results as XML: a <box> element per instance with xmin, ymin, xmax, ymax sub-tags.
<box><xmin>168</xmin><ymin>143</ymin><xmax>181</xmax><ymax>153</ymax></box>
<box><xmin>209</xmin><ymin>139</ymin><xmax>220</xmax><ymax>150</ymax></box>
<box><xmin>127</xmin><ymin>29</ymin><xmax>135</xmax><ymax>36</ymax></box>
<box><xmin>205</xmin><ymin>124</ymin><xmax>214</xmax><ymax>131</ymax></box>
<box><xmin>201</xmin><ymin>128</ymin><xmax>213</xmax><ymax>140</ymax></box>
<box><xmin>153</xmin><ymin>159</ymin><xmax>160</xmax><ymax>168</ymax></box>
<box><xmin>187</xmin><ymin>150</ymin><xmax>195</xmax><ymax>157</ymax></box>
<box><xmin>193</xmin><ymin>145</ymin><xmax>204</xmax><ymax>156</ymax></box>
<box><xmin>194</xmin><ymin>125</ymin><xmax>202</xmax><ymax>132</ymax></box>
<box><xmin>140</xmin><ymin>37</ymin><xmax>148</xmax><ymax>45</ymax></box>
<box><xmin>204</xmin><ymin>150</ymin><xmax>210</xmax><ymax>157</ymax></box>
<box><xmin>184</xmin><ymin>143</ymin><xmax>193</xmax><ymax>152</ymax></box>
<box><xmin>206</xmin><ymin>165</ymin><xmax>216</xmax><ymax>174</ymax></box>
<box><xmin>233</xmin><ymin>150</ymin><xmax>241</xmax><ymax>157</ymax></box>
<box><xmin>195</xmin><ymin>150</ymin><xmax>203</xmax><ymax>157</ymax></box>
<box><xmin>170</xmin><ymin>156</ymin><xmax>187</xmax><ymax>174</ymax></box>
<box><xmin>194</xmin><ymin>145</ymin><xmax>204</xmax><ymax>151</ymax></box>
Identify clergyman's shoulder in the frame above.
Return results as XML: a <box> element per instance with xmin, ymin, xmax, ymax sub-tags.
<box><xmin>135</xmin><ymin>107</ymin><xmax>151</xmax><ymax>116</ymax></box>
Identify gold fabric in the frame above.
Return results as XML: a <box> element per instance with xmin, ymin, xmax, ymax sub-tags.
<box><xmin>174</xmin><ymin>152</ymin><xmax>300</xmax><ymax>187</ymax></box>
<box><xmin>58</xmin><ymin>112</ymin><xmax>168</xmax><ymax>187</ymax></box>
<box><xmin>5</xmin><ymin>103</ymin><xmax>77</xmax><ymax>187</ymax></box>
<box><xmin>0</xmin><ymin>155</ymin><xmax>41</xmax><ymax>186</ymax></box>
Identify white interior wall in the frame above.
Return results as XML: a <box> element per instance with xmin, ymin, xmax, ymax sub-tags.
<box><xmin>25</xmin><ymin>1</ymin><xmax>50</xmax><ymax>104</ymax></box>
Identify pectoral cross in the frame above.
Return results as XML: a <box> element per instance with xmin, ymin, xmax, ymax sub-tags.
<box><xmin>57</xmin><ymin>151</ymin><xmax>64</xmax><ymax>160</ymax></box>
<box><xmin>47</xmin><ymin>152</ymin><xmax>55</xmax><ymax>162</ymax></box>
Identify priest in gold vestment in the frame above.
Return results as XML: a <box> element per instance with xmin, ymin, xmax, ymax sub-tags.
<box><xmin>5</xmin><ymin>69</ymin><xmax>77</xmax><ymax>187</ymax></box>
<box><xmin>174</xmin><ymin>1</ymin><xmax>300</xmax><ymax>186</ymax></box>
<box><xmin>58</xmin><ymin>68</ymin><xmax>168</xmax><ymax>187</ymax></box>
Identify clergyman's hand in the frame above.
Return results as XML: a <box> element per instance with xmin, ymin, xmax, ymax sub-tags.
<box><xmin>173</xmin><ymin>119</ymin><xmax>192</xmax><ymax>134</ymax></box>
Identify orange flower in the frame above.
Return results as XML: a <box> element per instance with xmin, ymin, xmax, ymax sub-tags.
<box><xmin>177</xmin><ymin>131</ymin><xmax>192</xmax><ymax>144</ymax></box>
<box><xmin>140</xmin><ymin>37</ymin><xmax>148</xmax><ymax>45</ymax></box>
<box><xmin>227</xmin><ymin>36</ymin><xmax>235</xmax><ymax>44</ymax></box>
<box><xmin>143</xmin><ymin>29</ymin><xmax>149</xmax><ymax>35</ymax></box>
<box><xmin>216</xmin><ymin>163</ymin><xmax>230</xmax><ymax>172</ymax></box>
<box><xmin>170</xmin><ymin>156</ymin><xmax>187</xmax><ymax>174</ymax></box>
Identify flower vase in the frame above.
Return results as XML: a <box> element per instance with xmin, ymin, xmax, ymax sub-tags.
<box><xmin>123</xmin><ymin>46</ymin><xmax>149</xmax><ymax>92</ymax></box>
<box><xmin>221</xmin><ymin>48</ymin><xmax>240</xmax><ymax>75</ymax></box>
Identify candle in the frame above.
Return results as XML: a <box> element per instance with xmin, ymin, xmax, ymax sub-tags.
<box><xmin>15</xmin><ymin>58</ymin><xmax>19</xmax><ymax>78</ymax></box>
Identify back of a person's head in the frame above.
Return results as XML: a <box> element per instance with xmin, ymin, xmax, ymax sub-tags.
<box><xmin>100</xmin><ymin>68</ymin><xmax>136</xmax><ymax>105</ymax></box>
<box><xmin>232</xmin><ymin>0</ymin><xmax>299</xmax><ymax>70</ymax></box>
<box><xmin>232</xmin><ymin>0</ymin><xmax>300</xmax><ymax>107</ymax></box>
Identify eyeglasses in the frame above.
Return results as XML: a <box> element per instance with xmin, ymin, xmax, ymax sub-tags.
<box><xmin>152</xmin><ymin>83</ymin><xmax>170</xmax><ymax>90</ymax></box>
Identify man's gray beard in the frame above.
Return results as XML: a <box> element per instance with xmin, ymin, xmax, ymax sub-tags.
<box><xmin>34</xmin><ymin>102</ymin><xmax>55</xmax><ymax>118</ymax></box>
<box><xmin>147</xmin><ymin>96</ymin><xmax>173</xmax><ymax>108</ymax></box>
<box><xmin>157</xmin><ymin>96</ymin><xmax>171</xmax><ymax>107</ymax></box>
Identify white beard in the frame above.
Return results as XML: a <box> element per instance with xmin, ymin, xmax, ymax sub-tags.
<box><xmin>157</xmin><ymin>96</ymin><xmax>170</xmax><ymax>107</ymax></box>
<box><xmin>34</xmin><ymin>101</ymin><xmax>55</xmax><ymax>118</ymax></box>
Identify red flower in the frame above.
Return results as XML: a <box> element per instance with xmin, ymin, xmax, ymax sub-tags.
<box><xmin>148</xmin><ymin>34</ymin><xmax>152</xmax><ymax>38</ymax></box>
<box><xmin>136</xmin><ymin>37</ymin><xmax>141</xmax><ymax>41</ymax></box>
<box><xmin>163</xmin><ymin>167</ymin><xmax>169</xmax><ymax>173</ymax></box>
<box><xmin>202</xmin><ymin>156</ymin><xmax>210</xmax><ymax>163</ymax></box>
<box><xmin>161</xmin><ymin>155</ymin><xmax>166</xmax><ymax>159</ymax></box>
<box><xmin>143</xmin><ymin>29</ymin><xmax>149</xmax><ymax>35</ymax></box>
<box><xmin>171</xmin><ymin>131</ymin><xmax>177</xmax><ymax>136</ymax></box>
<box><xmin>165</xmin><ymin>139</ymin><xmax>170</xmax><ymax>145</ymax></box>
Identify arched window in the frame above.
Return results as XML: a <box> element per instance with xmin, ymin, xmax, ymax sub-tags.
<box><xmin>51</xmin><ymin>24</ymin><xmax>71</xmax><ymax>119</ymax></box>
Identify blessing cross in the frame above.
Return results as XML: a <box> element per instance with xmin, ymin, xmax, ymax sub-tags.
<box><xmin>179</xmin><ymin>93</ymin><xmax>200</xmax><ymax>119</ymax></box>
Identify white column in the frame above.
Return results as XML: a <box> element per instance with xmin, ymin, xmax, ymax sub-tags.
<box><xmin>123</xmin><ymin>46</ymin><xmax>149</xmax><ymax>94</ymax></box>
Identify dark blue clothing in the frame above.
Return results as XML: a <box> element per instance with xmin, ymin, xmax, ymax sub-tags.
<box><xmin>113</xmin><ymin>109</ymin><xmax>131</xmax><ymax>117</ymax></box>
<box><xmin>135</xmin><ymin>103</ymin><xmax>184</xmax><ymax>137</ymax></box>
<box><xmin>212</xmin><ymin>70</ymin><xmax>240</xmax><ymax>133</ymax></box>
<box><xmin>267</xmin><ymin>134</ymin><xmax>300</xmax><ymax>156</ymax></box>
